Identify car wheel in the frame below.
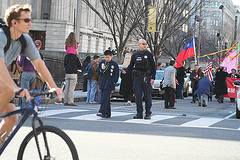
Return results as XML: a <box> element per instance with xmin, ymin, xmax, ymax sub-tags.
<box><xmin>236</xmin><ymin>102</ymin><xmax>240</xmax><ymax>119</ymax></box>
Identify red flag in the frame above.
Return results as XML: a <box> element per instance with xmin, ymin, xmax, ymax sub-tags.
<box><xmin>176</xmin><ymin>38</ymin><xmax>195</xmax><ymax>68</ymax></box>
<box><xmin>204</xmin><ymin>61</ymin><xmax>213</xmax><ymax>82</ymax></box>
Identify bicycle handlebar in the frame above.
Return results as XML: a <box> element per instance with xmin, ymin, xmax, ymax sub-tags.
<box><xmin>29</xmin><ymin>91</ymin><xmax>56</xmax><ymax>99</ymax></box>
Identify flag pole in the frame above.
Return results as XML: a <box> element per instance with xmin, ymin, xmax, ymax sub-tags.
<box><xmin>193</xmin><ymin>37</ymin><xmax>197</xmax><ymax>64</ymax></box>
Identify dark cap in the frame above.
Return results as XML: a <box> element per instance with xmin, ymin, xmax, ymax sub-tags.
<box><xmin>34</xmin><ymin>40</ymin><xmax>42</xmax><ymax>47</ymax></box>
<box><xmin>170</xmin><ymin>60</ymin><xmax>175</xmax><ymax>66</ymax></box>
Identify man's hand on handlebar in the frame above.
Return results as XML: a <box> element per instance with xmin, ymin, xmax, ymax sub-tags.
<box><xmin>49</xmin><ymin>88</ymin><xmax>63</xmax><ymax>101</ymax></box>
<box><xmin>16</xmin><ymin>88</ymin><xmax>31</xmax><ymax>101</ymax></box>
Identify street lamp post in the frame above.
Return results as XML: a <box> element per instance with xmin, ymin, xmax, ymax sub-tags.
<box><xmin>219</xmin><ymin>5</ymin><xmax>224</xmax><ymax>58</ymax></box>
<box><xmin>144</xmin><ymin>0</ymin><xmax>149</xmax><ymax>40</ymax></box>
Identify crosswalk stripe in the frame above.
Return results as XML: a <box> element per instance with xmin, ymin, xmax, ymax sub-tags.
<box><xmin>38</xmin><ymin>109</ymin><xmax>88</xmax><ymax>117</ymax></box>
<box><xmin>180</xmin><ymin>118</ymin><xmax>223</xmax><ymax>127</ymax></box>
<box><xmin>70</xmin><ymin>112</ymin><xmax>133</xmax><ymax>121</ymax></box>
<box><xmin>124</xmin><ymin>115</ymin><xmax>177</xmax><ymax>124</ymax></box>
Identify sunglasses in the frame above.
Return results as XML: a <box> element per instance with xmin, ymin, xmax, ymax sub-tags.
<box><xmin>16</xmin><ymin>18</ymin><xmax>31</xmax><ymax>23</ymax></box>
<box><xmin>141</xmin><ymin>43</ymin><xmax>147</xmax><ymax>45</ymax></box>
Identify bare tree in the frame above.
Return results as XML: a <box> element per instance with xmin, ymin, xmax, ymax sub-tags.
<box><xmin>82</xmin><ymin>0</ymin><xmax>145</xmax><ymax>61</ymax></box>
<box><xmin>132</xmin><ymin>0</ymin><xmax>202</xmax><ymax>62</ymax></box>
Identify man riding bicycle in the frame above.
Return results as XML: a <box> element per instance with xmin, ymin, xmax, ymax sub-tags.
<box><xmin>0</xmin><ymin>4</ymin><xmax>62</xmax><ymax>144</ymax></box>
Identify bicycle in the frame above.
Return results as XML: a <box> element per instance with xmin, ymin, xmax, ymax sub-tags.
<box><xmin>0</xmin><ymin>91</ymin><xmax>79</xmax><ymax>160</ymax></box>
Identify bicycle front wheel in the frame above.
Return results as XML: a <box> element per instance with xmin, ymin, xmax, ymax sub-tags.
<box><xmin>17</xmin><ymin>125</ymin><xmax>79</xmax><ymax>160</ymax></box>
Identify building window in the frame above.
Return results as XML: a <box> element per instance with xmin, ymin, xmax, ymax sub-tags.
<box><xmin>29</xmin><ymin>31</ymin><xmax>46</xmax><ymax>50</ymax></box>
<box><xmin>96</xmin><ymin>38</ymin><xmax>99</xmax><ymax>53</ymax></box>
<box><xmin>41</xmin><ymin>0</ymin><xmax>51</xmax><ymax>19</ymax></box>
<box><xmin>103</xmin><ymin>39</ymin><xmax>106</xmax><ymax>52</ymax></box>
<box><xmin>87</xmin><ymin>36</ymin><xmax>91</xmax><ymax>53</ymax></box>
<box><xmin>182</xmin><ymin>24</ymin><xmax>188</xmax><ymax>33</ymax></box>
<box><xmin>79</xmin><ymin>35</ymin><xmax>83</xmax><ymax>52</ymax></box>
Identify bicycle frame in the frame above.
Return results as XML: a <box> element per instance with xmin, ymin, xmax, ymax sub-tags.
<box><xmin>0</xmin><ymin>99</ymin><xmax>44</xmax><ymax>155</ymax></box>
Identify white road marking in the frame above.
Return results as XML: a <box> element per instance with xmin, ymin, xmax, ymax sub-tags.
<box><xmin>38</xmin><ymin>109</ymin><xmax>88</xmax><ymax>117</ymax></box>
<box><xmin>124</xmin><ymin>115</ymin><xmax>177</xmax><ymax>124</ymax></box>
<box><xmin>224</xmin><ymin>112</ymin><xmax>236</xmax><ymax>119</ymax></box>
<box><xmin>180</xmin><ymin>118</ymin><xmax>223</xmax><ymax>127</ymax></box>
<box><xmin>70</xmin><ymin>112</ymin><xmax>133</xmax><ymax>121</ymax></box>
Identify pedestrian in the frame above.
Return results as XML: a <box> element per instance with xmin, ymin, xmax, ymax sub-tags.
<box><xmin>82</xmin><ymin>55</ymin><xmax>91</xmax><ymax>92</ymax></box>
<box><xmin>96</xmin><ymin>50</ymin><xmax>119</xmax><ymax>118</ymax></box>
<box><xmin>18</xmin><ymin>54</ymin><xmax>37</xmax><ymax>109</ymax></box>
<box><xmin>123</xmin><ymin>39</ymin><xmax>156</xmax><ymax>119</ymax></box>
<box><xmin>157</xmin><ymin>63</ymin><xmax>162</xmax><ymax>70</ymax></box>
<box><xmin>229</xmin><ymin>68</ymin><xmax>239</xmax><ymax>102</ymax></box>
<box><xmin>163</xmin><ymin>60</ymin><xmax>176</xmax><ymax>109</ymax></box>
<box><xmin>64</xmin><ymin>32</ymin><xmax>81</xmax><ymax>106</ymax></box>
<box><xmin>194</xmin><ymin>76</ymin><xmax>213</xmax><ymax>107</ymax></box>
<box><xmin>29</xmin><ymin>40</ymin><xmax>45</xmax><ymax>109</ymax></box>
<box><xmin>176</xmin><ymin>63</ymin><xmax>186</xmax><ymax>99</ymax></box>
<box><xmin>214</xmin><ymin>67</ymin><xmax>228</xmax><ymax>103</ymax></box>
<box><xmin>190</xmin><ymin>65</ymin><xmax>204</xmax><ymax>103</ymax></box>
<box><xmin>8</xmin><ymin>57</ymin><xmax>22</xmax><ymax>86</ymax></box>
<box><xmin>86</xmin><ymin>55</ymin><xmax>99</xmax><ymax>104</ymax></box>
<box><xmin>120</xmin><ymin>50</ymin><xmax>133</xmax><ymax>106</ymax></box>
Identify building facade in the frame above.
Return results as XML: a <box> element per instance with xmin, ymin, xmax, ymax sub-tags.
<box><xmin>201</xmin><ymin>0</ymin><xmax>236</xmax><ymax>49</ymax></box>
<box><xmin>0</xmin><ymin>0</ymin><xmax>114</xmax><ymax>54</ymax></box>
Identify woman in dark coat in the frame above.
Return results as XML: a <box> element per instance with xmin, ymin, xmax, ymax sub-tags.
<box><xmin>214</xmin><ymin>67</ymin><xmax>229</xmax><ymax>103</ymax></box>
<box><xmin>82</xmin><ymin>55</ymin><xmax>91</xmax><ymax>92</ymax></box>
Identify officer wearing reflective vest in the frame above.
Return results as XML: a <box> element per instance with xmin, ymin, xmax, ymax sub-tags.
<box><xmin>122</xmin><ymin>39</ymin><xmax>156</xmax><ymax>119</ymax></box>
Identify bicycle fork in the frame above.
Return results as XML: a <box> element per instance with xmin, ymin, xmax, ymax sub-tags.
<box><xmin>32</xmin><ymin>113</ymin><xmax>51</xmax><ymax>160</ymax></box>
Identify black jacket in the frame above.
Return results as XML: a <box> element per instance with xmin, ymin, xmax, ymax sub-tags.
<box><xmin>64</xmin><ymin>54</ymin><xmax>81</xmax><ymax>74</ymax></box>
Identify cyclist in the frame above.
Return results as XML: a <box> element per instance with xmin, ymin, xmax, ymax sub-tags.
<box><xmin>0</xmin><ymin>4</ymin><xmax>62</xmax><ymax>143</ymax></box>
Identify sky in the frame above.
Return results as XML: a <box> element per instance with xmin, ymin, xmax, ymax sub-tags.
<box><xmin>232</xmin><ymin>0</ymin><xmax>240</xmax><ymax>6</ymax></box>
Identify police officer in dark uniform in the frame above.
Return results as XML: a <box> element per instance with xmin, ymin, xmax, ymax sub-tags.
<box><xmin>123</xmin><ymin>39</ymin><xmax>156</xmax><ymax>119</ymax></box>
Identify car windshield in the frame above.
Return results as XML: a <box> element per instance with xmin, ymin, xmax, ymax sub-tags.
<box><xmin>155</xmin><ymin>71</ymin><xmax>164</xmax><ymax>80</ymax></box>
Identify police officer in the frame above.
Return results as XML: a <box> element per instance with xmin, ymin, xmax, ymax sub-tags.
<box><xmin>123</xmin><ymin>39</ymin><xmax>156</xmax><ymax>119</ymax></box>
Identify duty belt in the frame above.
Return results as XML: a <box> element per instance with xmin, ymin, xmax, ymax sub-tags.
<box><xmin>132</xmin><ymin>70</ymin><xmax>151</xmax><ymax>77</ymax></box>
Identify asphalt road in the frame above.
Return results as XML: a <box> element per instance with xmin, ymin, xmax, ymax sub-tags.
<box><xmin>1</xmin><ymin>97</ymin><xmax>240</xmax><ymax>160</ymax></box>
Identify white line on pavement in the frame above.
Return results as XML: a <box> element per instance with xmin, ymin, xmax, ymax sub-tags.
<box><xmin>124</xmin><ymin>115</ymin><xmax>177</xmax><ymax>124</ymax></box>
<box><xmin>224</xmin><ymin>112</ymin><xmax>236</xmax><ymax>119</ymax></box>
<box><xmin>70</xmin><ymin>112</ymin><xmax>134</xmax><ymax>121</ymax></box>
<box><xmin>180</xmin><ymin>117</ymin><xmax>223</xmax><ymax>127</ymax></box>
<box><xmin>38</xmin><ymin>109</ymin><xmax>88</xmax><ymax>117</ymax></box>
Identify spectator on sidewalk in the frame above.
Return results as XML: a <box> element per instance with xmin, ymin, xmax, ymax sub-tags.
<box><xmin>64</xmin><ymin>32</ymin><xmax>81</xmax><ymax>106</ymax></box>
<box><xmin>30</xmin><ymin>40</ymin><xmax>45</xmax><ymax>109</ymax></box>
<box><xmin>214</xmin><ymin>67</ymin><xmax>228</xmax><ymax>103</ymax></box>
<box><xmin>8</xmin><ymin>57</ymin><xmax>22</xmax><ymax>86</ymax></box>
<box><xmin>18</xmin><ymin>55</ymin><xmax>36</xmax><ymax>108</ymax></box>
<box><xmin>82</xmin><ymin>55</ymin><xmax>91</xmax><ymax>92</ymax></box>
<box><xmin>176</xmin><ymin>63</ymin><xmax>186</xmax><ymax>99</ymax></box>
<box><xmin>229</xmin><ymin>68</ymin><xmax>239</xmax><ymax>102</ymax></box>
<box><xmin>120</xmin><ymin>51</ymin><xmax>133</xmax><ymax>106</ymax></box>
<box><xmin>190</xmin><ymin>65</ymin><xmax>204</xmax><ymax>103</ymax></box>
<box><xmin>163</xmin><ymin>60</ymin><xmax>176</xmax><ymax>109</ymax></box>
<box><xmin>194</xmin><ymin>76</ymin><xmax>213</xmax><ymax>107</ymax></box>
<box><xmin>86</xmin><ymin>55</ymin><xmax>99</xmax><ymax>104</ymax></box>
<box><xmin>96</xmin><ymin>50</ymin><xmax>119</xmax><ymax>118</ymax></box>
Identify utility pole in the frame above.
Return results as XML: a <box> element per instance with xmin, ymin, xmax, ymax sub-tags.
<box><xmin>76</xmin><ymin>0</ymin><xmax>82</xmax><ymax>54</ymax></box>
<box><xmin>219</xmin><ymin>5</ymin><xmax>224</xmax><ymax>58</ymax></box>
<box><xmin>197</xmin><ymin>0</ymin><xmax>203</xmax><ymax>65</ymax></box>
<box><xmin>194</xmin><ymin>0</ymin><xmax>199</xmax><ymax>65</ymax></box>
<box><xmin>144</xmin><ymin>0</ymin><xmax>149</xmax><ymax>40</ymax></box>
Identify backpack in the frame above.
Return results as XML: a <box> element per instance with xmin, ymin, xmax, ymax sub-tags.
<box><xmin>0</xmin><ymin>24</ymin><xmax>27</xmax><ymax>53</ymax></box>
<box><xmin>83</xmin><ymin>62</ymin><xmax>96</xmax><ymax>80</ymax></box>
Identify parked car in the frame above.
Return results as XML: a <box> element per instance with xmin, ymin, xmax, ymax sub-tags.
<box><xmin>186</xmin><ymin>73</ymin><xmax>192</xmax><ymax>96</ymax></box>
<box><xmin>111</xmin><ymin>65</ymin><xmax>123</xmax><ymax>98</ymax></box>
<box><xmin>234</xmin><ymin>80</ymin><xmax>240</xmax><ymax>119</ymax></box>
<box><xmin>152</xmin><ymin>70</ymin><xmax>165</xmax><ymax>97</ymax></box>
